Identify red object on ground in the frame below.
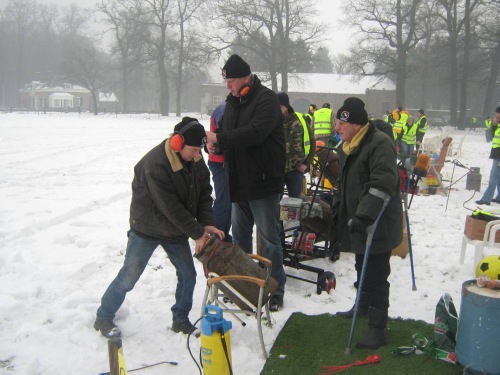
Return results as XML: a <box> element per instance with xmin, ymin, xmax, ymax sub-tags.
<box><xmin>319</xmin><ymin>354</ymin><xmax>381</xmax><ymax>374</ymax></box>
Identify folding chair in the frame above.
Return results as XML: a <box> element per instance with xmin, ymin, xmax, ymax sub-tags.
<box><xmin>460</xmin><ymin>219</ymin><xmax>500</xmax><ymax>273</ymax></box>
<box><xmin>196</xmin><ymin>237</ymin><xmax>277</xmax><ymax>359</ymax></box>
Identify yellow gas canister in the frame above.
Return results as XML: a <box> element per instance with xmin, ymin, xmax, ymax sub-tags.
<box><xmin>200</xmin><ymin>305</ymin><xmax>233</xmax><ymax>375</ymax></box>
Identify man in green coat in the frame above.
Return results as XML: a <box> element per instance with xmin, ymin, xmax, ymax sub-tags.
<box><xmin>334</xmin><ymin>97</ymin><xmax>403</xmax><ymax>350</ymax></box>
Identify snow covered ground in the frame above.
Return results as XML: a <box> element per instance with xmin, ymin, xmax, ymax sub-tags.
<box><xmin>0</xmin><ymin>111</ymin><xmax>493</xmax><ymax>374</ymax></box>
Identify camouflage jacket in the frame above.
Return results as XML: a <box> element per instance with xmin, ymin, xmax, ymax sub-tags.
<box><xmin>283</xmin><ymin>111</ymin><xmax>315</xmax><ymax>174</ymax></box>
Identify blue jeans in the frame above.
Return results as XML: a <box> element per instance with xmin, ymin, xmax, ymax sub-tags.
<box><xmin>481</xmin><ymin>159</ymin><xmax>500</xmax><ymax>202</ymax></box>
<box><xmin>208</xmin><ymin>161</ymin><xmax>232</xmax><ymax>242</ymax></box>
<box><xmin>231</xmin><ymin>194</ymin><xmax>287</xmax><ymax>296</ymax></box>
<box><xmin>96</xmin><ymin>230</ymin><xmax>196</xmax><ymax>324</ymax></box>
<box><xmin>485</xmin><ymin>129</ymin><xmax>492</xmax><ymax>142</ymax></box>
<box><xmin>284</xmin><ymin>170</ymin><xmax>304</xmax><ymax>198</ymax></box>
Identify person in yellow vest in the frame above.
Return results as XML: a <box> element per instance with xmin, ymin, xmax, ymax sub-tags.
<box><xmin>311</xmin><ymin>103</ymin><xmax>334</xmax><ymax>142</ymax></box>
<box><xmin>398</xmin><ymin>115</ymin><xmax>417</xmax><ymax>166</ymax></box>
<box><xmin>476</xmin><ymin>107</ymin><xmax>500</xmax><ymax>205</ymax></box>
<box><xmin>392</xmin><ymin>106</ymin><xmax>409</xmax><ymax>150</ymax></box>
<box><xmin>305</xmin><ymin>104</ymin><xmax>317</xmax><ymax>127</ymax></box>
<box><xmin>277</xmin><ymin>92</ymin><xmax>316</xmax><ymax>198</ymax></box>
<box><xmin>415</xmin><ymin>109</ymin><xmax>428</xmax><ymax>153</ymax></box>
<box><xmin>484</xmin><ymin>116</ymin><xmax>493</xmax><ymax>142</ymax></box>
<box><xmin>471</xmin><ymin>116</ymin><xmax>478</xmax><ymax>129</ymax></box>
<box><xmin>382</xmin><ymin>110</ymin><xmax>391</xmax><ymax>124</ymax></box>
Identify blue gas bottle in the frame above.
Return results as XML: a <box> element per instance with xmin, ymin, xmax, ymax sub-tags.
<box><xmin>200</xmin><ymin>305</ymin><xmax>233</xmax><ymax>375</ymax></box>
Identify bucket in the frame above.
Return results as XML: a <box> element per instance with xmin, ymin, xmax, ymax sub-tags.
<box><xmin>279</xmin><ymin>197</ymin><xmax>303</xmax><ymax>220</ymax></box>
<box><xmin>455</xmin><ymin>279</ymin><xmax>500</xmax><ymax>374</ymax></box>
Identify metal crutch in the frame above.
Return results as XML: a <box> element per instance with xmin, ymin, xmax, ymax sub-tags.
<box><xmin>345</xmin><ymin>188</ymin><xmax>391</xmax><ymax>355</ymax></box>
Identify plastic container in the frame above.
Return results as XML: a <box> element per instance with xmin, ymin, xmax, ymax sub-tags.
<box><xmin>280</xmin><ymin>197</ymin><xmax>303</xmax><ymax>220</ymax></box>
<box><xmin>201</xmin><ymin>305</ymin><xmax>232</xmax><ymax>375</ymax></box>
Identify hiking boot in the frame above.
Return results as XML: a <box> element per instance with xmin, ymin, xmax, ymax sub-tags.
<box><xmin>94</xmin><ymin>319</ymin><xmax>121</xmax><ymax>338</ymax></box>
<box><xmin>355</xmin><ymin>307</ymin><xmax>388</xmax><ymax>350</ymax></box>
<box><xmin>172</xmin><ymin>320</ymin><xmax>197</xmax><ymax>335</ymax></box>
<box><xmin>475</xmin><ymin>199</ymin><xmax>490</xmax><ymax>205</ymax></box>
<box><xmin>269</xmin><ymin>295</ymin><xmax>284</xmax><ymax>312</ymax></box>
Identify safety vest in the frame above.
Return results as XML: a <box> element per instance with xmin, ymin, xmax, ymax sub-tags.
<box><xmin>416</xmin><ymin>115</ymin><xmax>428</xmax><ymax>134</ymax></box>
<box><xmin>493</xmin><ymin>126</ymin><xmax>500</xmax><ymax>149</ymax></box>
<box><xmin>313</xmin><ymin>108</ymin><xmax>333</xmax><ymax>137</ymax></box>
<box><xmin>393</xmin><ymin>112</ymin><xmax>409</xmax><ymax>139</ymax></box>
<box><xmin>485</xmin><ymin>119</ymin><xmax>492</xmax><ymax>130</ymax></box>
<box><xmin>296</xmin><ymin>112</ymin><xmax>311</xmax><ymax>156</ymax></box>
<box><xmin>402</xmin><ymin>122</ymin><xmax>418</xmax><ymax>144</ymax></box>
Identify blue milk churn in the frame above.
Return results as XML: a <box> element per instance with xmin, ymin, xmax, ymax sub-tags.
<box><xmin>455</xmin><ymin>279</ymin><xmax>500</xmax><ymax>374</ymax></box>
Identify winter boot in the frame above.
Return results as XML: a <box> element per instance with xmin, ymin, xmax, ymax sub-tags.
<box><xmin>336</xmin><ymin>292</ymin><xmax>369</xmax><ymax>318</ymax></box>
<box><xmin>355</xmin><ymin>307</ymin><xmax>388</xmax><ymax>350</ymax></box>
<box><xmin>94</xmin><ymin>318</ymin><xmax>121</xmax><ymax>338</ymax></box>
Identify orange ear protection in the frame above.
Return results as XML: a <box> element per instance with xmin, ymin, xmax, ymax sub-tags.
<box><xmin>239</xmin><ymin>85</ymin><xmax>250</xmax><ymax>97</ymax></box>
<box><xmin>170</xmin><ymin>120</ymin><xmax>199</xmax><ymax>152</ymax></box>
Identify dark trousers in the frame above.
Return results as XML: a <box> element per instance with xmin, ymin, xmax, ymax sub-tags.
<box><xmin>355</xmin><ymin>251</ymin><xmax>391</xmax><ymax>311</ymax></box>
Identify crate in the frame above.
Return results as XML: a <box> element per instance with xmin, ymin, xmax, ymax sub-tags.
<box><xmin>464</xmin><ymin>216</ymin><xmax>500</xmax><ymax>242</ymax></box>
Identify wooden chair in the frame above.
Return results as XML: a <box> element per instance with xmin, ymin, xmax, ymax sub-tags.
<box><xmin>199</xmin><ymin>254</ymin><xmax>274</xmax><ymax>359</ymax></box>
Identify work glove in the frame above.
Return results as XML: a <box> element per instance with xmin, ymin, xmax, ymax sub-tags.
<box><xmin>348</xmin><ymin>216</ymin><xmax>373</xmax><ymax>235</ymax></box>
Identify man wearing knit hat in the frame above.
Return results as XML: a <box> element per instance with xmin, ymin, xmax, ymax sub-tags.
<box><xmin>94</xmin><ymin>117</ymin><xmax>224</xmax><ymax>338</ymax></box>
<box><xmin>334</xmin><ymin>97</ymin><xmax>403</xmax><ymax>350</ymax></box>
<box><xmin>206</xmin><ymin>54</ymin><xmax>287</xmax><ymax>311</ymax></box>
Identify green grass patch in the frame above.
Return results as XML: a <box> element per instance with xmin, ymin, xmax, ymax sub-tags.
<box><xmin>261</xmin><ymin>312</ymin><xmax>463</xmax><ymax>374</ymax></box>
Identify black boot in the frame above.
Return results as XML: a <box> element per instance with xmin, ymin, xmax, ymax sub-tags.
<box><xmin>336</xmin><ymin>292</ymin><xmax>369</xmax><ymax>318</ymax></box>
<box><xmin>355</xmin><ymin>307</ymin><xmax>388</xmax><ymax>349</ymax></box>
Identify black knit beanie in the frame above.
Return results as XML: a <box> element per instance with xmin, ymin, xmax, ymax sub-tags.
<box><xmin>174</xmin><ymin>117</ymin><xmax>206</xmax><ymax>147</ymax></box>
<box><xmin>222</xmin><ymin>54</ymin><xmax>251</xmax><ymax>79</ymax></box>
<box><xmin>336</xmin><ymin>97</ymin><xmax>369</xmax><ymax>125</ymax></box>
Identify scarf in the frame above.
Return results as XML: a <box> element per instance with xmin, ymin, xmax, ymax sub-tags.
<box><xmin>342</xmin><ymin>124</ymin><xmax>369</xmax><ymax>156</ymax></box>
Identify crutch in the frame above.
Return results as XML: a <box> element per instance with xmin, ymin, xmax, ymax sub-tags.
<box><xmin>345</xmin><ymin>188</ymin><xmax>390</xmax><ymax>355</ymax></box>
<box><xmin>403</xmin><ymin>165</ymin><xmax>417</xmax><ymax>291</ymax></box>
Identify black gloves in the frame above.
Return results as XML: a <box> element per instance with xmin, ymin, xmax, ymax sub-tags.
<box><xmin>348</xmin><ymin>216</ymin><xmax>373</xmax><ymax>234</ymax></box>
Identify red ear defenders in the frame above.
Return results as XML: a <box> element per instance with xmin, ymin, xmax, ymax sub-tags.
<box><xmin>170</xmin><ymin>120</ymin><xmax>200</xmax><ymax>152</ymax></box>
<box><xmin>239</xmin><ymin>85</ymin><xmax>250</xmax><ymax>97</ymax></box>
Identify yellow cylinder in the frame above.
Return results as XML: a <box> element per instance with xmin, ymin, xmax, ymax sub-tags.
<box><xmin>201</xmin><ymin>331</ymin><xmax>232</xmax><ymax>375</ymax></box>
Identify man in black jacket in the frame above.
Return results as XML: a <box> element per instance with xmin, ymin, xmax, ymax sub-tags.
<box><xmin>334</xmin><ymin>98</ymin><xmax>402</xmax><ymax>350</ymax></box>
<box><xmin>206</xmin><ymin>54</ymin><xmax>287</xmax><ymax>311</ymax></box>
<box><xmin>94</xmin><ymin>117</ymin><xmax>224</xmax><ymax>338</ymax></box>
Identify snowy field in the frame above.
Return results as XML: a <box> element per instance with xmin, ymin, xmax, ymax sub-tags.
<box><xmin>0</xmin><ymin>111</ymin><xmax>493</xmax><ymax>374</ymax></box>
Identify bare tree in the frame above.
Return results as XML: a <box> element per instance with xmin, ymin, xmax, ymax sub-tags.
<box><xmin>434</xmin><ymin>0</ymin><xmax>481</xmax><ymax>126</ymax></box>
<box><xmin>344</xmin><ymin>0</ymin><xmax>424</xmax><ymax>106</ymax></box>
<box><xmin>476</xmin><ymin>0</ymin><xmax>500</xmax><ymax>118</ymax></box>
<box><xmin>141</xmin><ymin>0</ymin><xmax>173</xmax><ymax>116</ymax></box>
<box><xmin>172</xmin><ymin>0</ymin><xmax>206</xmax><ymax>116</ymax></box>
<box><xmin>2</xmin><ymin>0</ymin><xmax>43</xmax><ymax>103</ymax></box>
<box><xmin>61</xmin><ymin>37</ymin><xmax>111</xmax><ymax>115</ymax></box>
<box><xmin>97</xmin><ymin>0</ymin><xmax>150</xmax><ymax>113</ymax></box>
<box><xmin>212</xmin><ymin>0</ymin><xmax>323</xmax><ymax>92</ymax></box>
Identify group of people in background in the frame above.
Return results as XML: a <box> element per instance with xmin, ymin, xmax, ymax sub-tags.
<box><xmin>93</xmin><ymin>54</ymin><xmax>404</xmax><ymax>352</ymax></box>
<box><xmin>384</xmin><ymin>106</ymin><xmax>428</xmax><ymax>167</ymax></box>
